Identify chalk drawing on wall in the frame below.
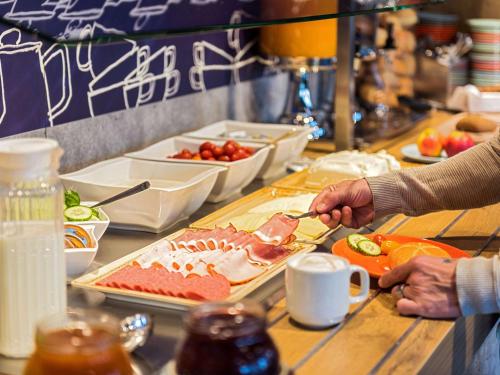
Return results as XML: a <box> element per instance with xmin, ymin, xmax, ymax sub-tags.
<box><xmin>0</xmin><ymin>28</ymin><xmax>72</xmax><ymax>128</ymax></box>
<box><xmin>189</xmin><ymin>10</ymin><xmax>257</xmax><ymax>91</ymax></box>
<box><xmin>0</xmin><ymin>1</ymin><xmax>262</xmax><ymax>138</ymax></box>
<box><xmin>76</xmin><ymin>23</ymin><xmax>180</xmax><ymax>117</ymax></box>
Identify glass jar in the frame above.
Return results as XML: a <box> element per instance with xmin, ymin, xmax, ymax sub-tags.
<box><xmin>24</xmin><ymin>310</ymin><xmax>133</xmax><ymax>375</ymax></box>
<box><xmin>176</xmin><ymin>300</ymin><xmax>280</xmax><ymax>375</ymax></box>
<box><xmin>0</xmin><ymin>138</ymin><xmax>67</xmax><ymax>357</ymax></box>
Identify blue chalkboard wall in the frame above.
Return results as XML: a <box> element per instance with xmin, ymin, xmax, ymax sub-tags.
<box><xmin>0</xmin><ymin>1</ymin><xmax>262</xmax><ymax>138</ymax></box>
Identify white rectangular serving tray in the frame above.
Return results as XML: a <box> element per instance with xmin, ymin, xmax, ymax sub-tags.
<box><xmin>61</xmin><ymin>158</ymin><xmax>223</xmax><ymax>233</ymax></box>
<box><xmin>125</xmin><ymin>136</ymin><xmax>271</xmax><ymax>202</ymax></box>
<box><xmin>183</xmin><ymin>121</ymin><xmax>312</xmax><ymax>179</ymax></box>
<box><xmin>72</xmin><ymin>230</ymin><xmax>316</xmax><ymax>311</ymax></box>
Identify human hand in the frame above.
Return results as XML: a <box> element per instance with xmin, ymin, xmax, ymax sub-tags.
<box><xmin>378</xmin><ymin>256</ymin><xmax>460</xmax><ymax>318</ymax></box>
<box><xmin>309</xmin><ymin>179</ymin><xmax>374</xmax><ymax>229</ymax></box>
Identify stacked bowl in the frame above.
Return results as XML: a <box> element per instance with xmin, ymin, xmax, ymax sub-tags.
<box><xmin>468</xmin><ymin>19</ymin><xmax>500</xmax><ymax>87</ymax></box>
<box><xmin>416</xmin><ymin>12</ymin><xmax>459</xmax><ymax>45</ymax></box>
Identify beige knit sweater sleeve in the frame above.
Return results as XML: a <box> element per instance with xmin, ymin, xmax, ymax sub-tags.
<box><xmin>366</xmin><ymin>130</ymin><xmax>500</xmax><ymax>316</ymax></box>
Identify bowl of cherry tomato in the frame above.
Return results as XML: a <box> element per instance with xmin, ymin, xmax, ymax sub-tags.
<box><xmin>126</xmin><ymin>136</ymin><xmax>270</xmax><ymax>203</ymax></box>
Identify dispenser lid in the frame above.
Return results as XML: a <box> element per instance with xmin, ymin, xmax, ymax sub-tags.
<box><xmin>0</xmin><ymin>138</ymin><xmax>63</xmax><ymax>174</ymax></box>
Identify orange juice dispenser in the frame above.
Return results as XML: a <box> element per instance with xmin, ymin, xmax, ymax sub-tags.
<box><xmin>259</xmin><ymin>0</ymin><xmax>338</xmax><ymax>139</ymax></box>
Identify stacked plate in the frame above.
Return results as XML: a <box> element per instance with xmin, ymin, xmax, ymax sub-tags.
<box><xmin>468</xmin><ymin>19</ymin><xmax>500</xmax><ymax>87</ymax></box>
<box><xmin>416</xmin><ymin>12</ymin><xmax>458</xmax><ymax>45</ymax></box>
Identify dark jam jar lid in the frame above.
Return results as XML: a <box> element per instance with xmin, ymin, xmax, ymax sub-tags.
<box><xmin>184</xmin><ymin>300</ymin><xmax>267</xmax><ymax>340</ymax></box>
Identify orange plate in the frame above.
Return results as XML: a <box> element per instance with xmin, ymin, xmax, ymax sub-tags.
<box><xmin>332</xmin><ymin>234</ymin><xmax>471</xmax><ymax>278</ymax></box>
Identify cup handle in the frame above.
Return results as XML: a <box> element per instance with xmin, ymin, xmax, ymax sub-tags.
<box><xmin>349</xmin><ymin>265</ymin><xmax>370</xmax><ymax>305</ymax></box>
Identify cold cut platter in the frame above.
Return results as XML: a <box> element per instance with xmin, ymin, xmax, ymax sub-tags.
<box><xmin>72</xmin><ymin>214</ymin><xmax>316</xmax><ymax>310</ymax></box>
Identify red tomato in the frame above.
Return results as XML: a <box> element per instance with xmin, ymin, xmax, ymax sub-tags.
<box><xmin>223</xmin><ymin>142</ymin><xmax>236</xmax><ymax>156</ymax></box>
<box><xmin>207</xmin><ymin>157</ymin><xmax>216</xmax><ymax>161</ymax></box>
<box><xmin>200</xmin><ymin>150</ymin><xmax>214</xmax><ymax>159</ymax></box>
<box><xmin>212</xmin><ymin>146</ymin><xmax>224</xmax><ymax>157</ymax></box>
<box><xmin>230</xmin><ymin>149</ymin><xmax>247</xmax><ymax>161</ymax></box>
<box><xmin>217</xmin><ymin>155</ymin><xmax>230</xmax><ymax>162</ymax></box>
<box><xmin>241</xmin><ymin>146</ymin><xmax>255</xmax><ymax>155</ymax></box>
<box><xmin>373</xmin><ymin>234</ymin><xmax>386</xmax><ymax>246</ymax></box>
<box><xmin>200</xmin><ymin>142</ymin><xmax>215</xmax><ymax>152</ymax></box>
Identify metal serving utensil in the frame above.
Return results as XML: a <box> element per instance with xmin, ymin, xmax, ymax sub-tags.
<box><xmin>120</xmin><ymin>313</ymin><xmax>154</xmax><ymax>352</ymax></box>
<box><xmin>91</xmin><ymin>181</ymin><xmax>150</xmax><ymax>208</ymax></box>
<box><xmin>285</xmin><ymin>211</ymin><xmax>316</xmax><ymax>220</ymax></box>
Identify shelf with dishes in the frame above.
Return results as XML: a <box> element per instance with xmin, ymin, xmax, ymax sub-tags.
<box><xmin>2</xmin><ymin>0</ymin><xmax>444</xmax><ymax>44</ymax></box>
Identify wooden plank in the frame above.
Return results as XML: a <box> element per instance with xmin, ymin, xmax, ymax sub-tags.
<box><xmin>377</xmin><ymin>314</ymin><xmax>499</xmax><ymax>375</ymax></box>
<box><xmin>443</xmin><ymin>204</ymin><xmax>500</xmax><ymax>238</ymax></box>
<box><xmin>295</xmin><ymin>293</ymin><xmax>418</xmax><ymax>374</ymax></box>
<box><xmin>389</xmin><ymin>211</ymin><xmax>464</xmax><ymax>238</ymax></box>
<box><xmin>269</xmin><ymin>285</ymin><xmax>364</xmax><ymax>368</ymax></box>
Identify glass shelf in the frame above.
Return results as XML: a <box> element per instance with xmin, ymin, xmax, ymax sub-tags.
<box><xmin>0</xmin><ymin>0</ymin><xmax>444</xmax><ymax>45</ymax></box>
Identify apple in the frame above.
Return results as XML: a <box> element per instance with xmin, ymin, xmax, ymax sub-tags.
<box><xmin>443</xmin><ymin>131</ymin><xmax>475</xmax><ymax>157</ymax></box>
<box><xmin>417</xmin><ymin>128</ymin><xmax>443</xmax><ymax>157</ymax></box>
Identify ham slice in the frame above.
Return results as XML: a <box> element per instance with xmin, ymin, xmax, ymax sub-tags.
<box><xmin>253</xmin><ymin>213</ymin><xmax>299</xmax><ymax>245</ymax></box>
<box><xmin>245</xmin><ymin>241</ymin><xmax>291</xmax><ymax>265</ymax></box>
<box><xmin>212</xmin><ymin>250</ymin><xmax>265</xmax><ymax>284</ymax></box>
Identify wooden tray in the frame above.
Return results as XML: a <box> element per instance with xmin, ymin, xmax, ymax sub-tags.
<box><xmin>271</xmin><ymin>169</ymin><xmax>322</xmax><ymax>192</ymax></box>
<box><xmin>190</xmin><ymin>187</ymin><xmax>337</xmax><ymax>244</ymax></box>
<box><xmin>71</xmin><ymin>229</ymin><xmax>316</xmax><ymax>311</ymax></box>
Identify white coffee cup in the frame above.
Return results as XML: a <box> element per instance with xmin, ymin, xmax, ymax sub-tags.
<box><xmin>286</xmin><ymin>253</ymin><xmax>370</xmax><ymax>328</ymax></box>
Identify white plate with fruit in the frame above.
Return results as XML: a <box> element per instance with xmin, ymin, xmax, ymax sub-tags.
<box><xmin>401</xmin><ymin>128</ymin><xmax>475</xmax><ymax>164</ymax></box>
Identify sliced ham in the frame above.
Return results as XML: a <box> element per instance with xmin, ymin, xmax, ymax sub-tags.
<box><xmin>253</xmin><ymin>213</ymin><xmax>299</xmax><ymax>246</ymax></box>
<box><xmin>213</xmin><ymin>250</ymin><xmax>265</xmax><ymax>284</ymax></box>
<box><xmin>246</xmin><ymin>241</ymin><xmax>291</xmax><ymax>264</ymax></box>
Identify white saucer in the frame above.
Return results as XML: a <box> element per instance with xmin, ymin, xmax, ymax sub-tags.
<box><xmin>400</xmin><ymin>144</ymin><xmax>447</xmax><ymax>164</ymax></box>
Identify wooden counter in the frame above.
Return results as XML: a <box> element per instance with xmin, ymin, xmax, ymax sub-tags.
<box><xmin>1</xmin><ymin>112</ymin><xmax>497</xmax><ymax>375</ymax></box>
<box><xmin>268</xmin><ymin>111</ymin><xmax>500</xmax><ymax>374</ymax></box>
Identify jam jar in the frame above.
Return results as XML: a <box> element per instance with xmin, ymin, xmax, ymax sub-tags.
<box><xmin>176</xmin><ymin>300</ymin><xmax>280</xmax><ymax>375</ymax></box>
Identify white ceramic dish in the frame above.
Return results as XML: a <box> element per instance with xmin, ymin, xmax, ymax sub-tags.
<box><xmin>61</xmin><ymin>158</ymin><xmax>223</xmax><ymax>232</ymax></box>
<box><xmin>65</xmin><ymin>224</ymin><xmax>98</xmax><ymax>278</ymax></box>
<box><xmin>125</xmin><ymin>136</ymin><xmax>270</xmax><ymax>202</ymax></box>
<box><xmin>65</xmin><ymin>202</ymin><xmax>110</xmax><ymax>241</ymax></box>
<box><xmin>183</xmin><ymin>121</ymin><xmax>312</xmax><ymax>179</ymax></box>
<box><xmin>400</xmin><ymin>144</ymin><xmax>447</xmax><ymax>164</ymax></box>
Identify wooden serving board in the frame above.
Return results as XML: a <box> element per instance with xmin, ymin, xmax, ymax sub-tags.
<box><xmin>190</xmin><ymin>187</ymin><xmax>337</xmax><ymax>244</ymax></box>
<box><xmin>71</xmin><ymin>228</ymin><xmax>316</xmax><ymax>311</ymax></box>
<box><xmin>271</xmin><ymin>169</ymin><xmax>322</xmax><ymax>192</ymax></box>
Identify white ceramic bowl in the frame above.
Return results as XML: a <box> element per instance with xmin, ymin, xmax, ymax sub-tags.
<box><xmin>125</xmin><ymin>136</ymin><xmax>270</xmax><ymax>202</ymax></box>
<box><xmin>183</xmin><ymin>121</ymin><xmax>312</xmax><ymax>179</ymax></box>
<box><xmin>61</xmin><ymin>158</ymin><xmax>223</xmax><ymax>232</ymax></box>
<box><xmin>64</xmin><ymin>202</ymin><xmax>110</xmax><ymax>241</ymax></box>
<box><xmin>65</xmin><ymin>224</ymin><xmax>98</xmax><ymax>278</ymax></box>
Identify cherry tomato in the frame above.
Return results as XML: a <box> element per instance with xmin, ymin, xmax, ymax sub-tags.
<box><xmin>380</xmin><ymin>240</ymin><xmax>401</xmax><ymax>255</ymax></box>
<box><xmin>207</xmin><ymin>157</ymin><xmax>216</xmax><ymax>161</ymax></box>
<box><xmin>241</xmin><ymin>146</ymin><xmax>254</xmax><ymax>155</ymax></box>
<box><xmin>200</xmin><ymin>142</ymin><xmax>216</xmax><ymax>152</ymax></box>
<box><xmin>200</xmin><ymin>150</ymin><xmax>214</xmax><ymax>159</ymax></box>
<box><xmin>192</xmin><ymin>153</ymin><xmax>202</xmax><ymax>160</ymax></box>
<box><xmin>223</xmin><ymin>143</ymin><xmax>236</xmax><ymax>156</ymax></box>
<box><xmin>212</xmin><ymin>146</ymin><xmax>224</xmax><ymax>157</ymax></box>
<box><xmin>217</xmin><ymin>155</ymin><xmax>230</xmax><ymax>162</ymax></box>
<box><xmin>230</xmin><ymin>149</ymin><xmax>247</xmax><ymax>161</ymax></box>
<box><xmin>373</xmin><ymin>234</ymin><xmax>386</xmax><ymax>246</ymax></box>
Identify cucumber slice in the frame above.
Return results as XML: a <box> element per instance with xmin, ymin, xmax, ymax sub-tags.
<box><xmin>347</xmin><ymin>234</ymin><xmax>370</xmax><ymax>251</ymax></box>
<box><xmin>64</xmin><ymin>206</ymin><xmax>93</xmax><ymax>222</ymax></box>
<box><xmin>356</xmin><ymin>240</ymin><xmax>382</xmax><ymax>256</ymax></box>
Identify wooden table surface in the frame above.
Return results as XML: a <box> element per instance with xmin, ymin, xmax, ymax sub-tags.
<box><xmin>268</xmin><ymin>111</ymin><xmax>500</xmax><ymax>374</ymax></box>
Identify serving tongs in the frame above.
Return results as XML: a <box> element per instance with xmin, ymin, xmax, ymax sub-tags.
<box><xmin>90</xmin><ymin>181</ymin><xmax>151</xmax><ymax>208</ymax></box>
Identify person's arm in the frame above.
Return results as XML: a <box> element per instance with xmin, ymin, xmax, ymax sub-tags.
<box><xmin>456</xmin><ymin>255</ymin><xmax>500</xmax><ymax>316</ymax></box>
<box><xmin>366</xmin><ymin>130</ymin><xmax>500</xmax><ymax>217</ymax></box>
